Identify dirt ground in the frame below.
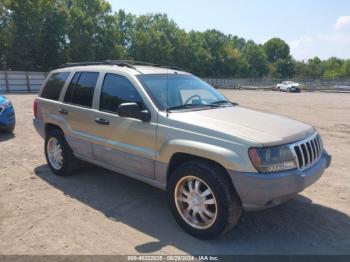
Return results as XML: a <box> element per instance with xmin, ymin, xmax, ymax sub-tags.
<box><xmin>0</xmin><ymin>90</ymin><xmax>349</xmax><ymax>255</ymax></box>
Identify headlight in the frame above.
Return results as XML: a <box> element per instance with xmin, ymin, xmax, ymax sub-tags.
<box><xmin>249</xmin><ymin>145</ymin><xmax>297</xmax><ymax>173</ymax></box>
<box><xmin>2</xmin><ymin>99</ymin><xmax>12</xmax><ymax>109</ymax></box>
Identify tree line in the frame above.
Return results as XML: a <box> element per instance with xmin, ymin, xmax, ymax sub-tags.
<box><xmin>1</xmin><ymin>0</ymin><xmax>349</xmax><ymax>79</ymax></box>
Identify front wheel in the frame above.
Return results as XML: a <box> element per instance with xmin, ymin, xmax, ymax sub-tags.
<box><xmin>7</xmin><ymin>125</ymin><xmax>15</xmax><ymax>133</ymax></box>
<box><xmin>168</xmin><ymin>161</ymin><xmax>242</xmax><ymax>239</ymax></box>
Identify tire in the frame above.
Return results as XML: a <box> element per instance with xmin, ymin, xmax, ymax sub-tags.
<box><xmin>7</xmin><ymin>125</ymin><xmax>15</xmax><ymax>133</ymax></box>
<box><xmin>2</xmin><ymin>125</ymin><xmax>15</xmax><ymax>134</ymax></box>
<box><xmin>168</xmin><ymin>160</ymin><xmax>242</xmax><ymax>239</ymax></box>
<box><xmin>45</xmin><ymin>129</ymin><xmax>79</xmax><ymax>176</ymax></box>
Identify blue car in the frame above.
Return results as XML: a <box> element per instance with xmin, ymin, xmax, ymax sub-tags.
<box><xmin>0</xmin><ymin>95</ymin><xmax>15</xmax><ymax>133</ymax></box>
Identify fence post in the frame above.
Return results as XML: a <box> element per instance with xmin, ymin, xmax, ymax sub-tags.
<box><xmin>5</xmin><ymin>71</ymin><xmax>9</xmax><ymax>93</ymax></box>
<box><xmin>26</xmin><ymin>71</ymin><xmax>31</xmax><ymax>93</ymax></box>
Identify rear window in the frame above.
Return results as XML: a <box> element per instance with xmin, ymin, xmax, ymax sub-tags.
<box><xmin>64</xmin><ymin>72</ymin><xmax>99</xmax><ymax>108</ymax></box>
<box><xmin>41</xmin><ymin>72</ymin><xmax>70</xmax><ymax>100</ymax></box>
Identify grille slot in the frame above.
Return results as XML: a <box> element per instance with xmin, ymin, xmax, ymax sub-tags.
<box><xmin>293</xmin><ymin>134</ymin><xmax>323</xmax><ymax>170</ymax></box>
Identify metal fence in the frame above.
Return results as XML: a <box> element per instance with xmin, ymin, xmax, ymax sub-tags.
<box><xmin>203</xmin><ymin>78</ymin><xmax>350</xmax><ymax>91</ymax></box>
<box><xmin>1</xmin><ymin>71</ymin><xmax>350</xmax><ymax>93</ymax></box>
<box><xmin>0</xmin><ymin>71</ymin><xmax>47</xmax><ymax>93</ymax></box>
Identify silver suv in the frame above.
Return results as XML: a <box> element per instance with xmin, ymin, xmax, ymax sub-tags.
<box><xmin>33</xmin><ymin>61</ymin><xmax>331</xmax><ymax>239</ymax></box>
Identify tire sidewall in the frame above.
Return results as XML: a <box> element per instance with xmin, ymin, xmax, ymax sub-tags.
<box><xmin>168</xmin><ymin>162</ymin><xmax>240</xmax><ymax>239</ymax></box>
<box><xmin>45</xmin><ymin>129</ymin><xmax>71</xmax><ymax>176</ymax></box>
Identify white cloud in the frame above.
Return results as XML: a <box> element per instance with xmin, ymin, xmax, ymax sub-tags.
<box><xmin>289</xmin><ymin>33</ymin><xmax>350</xmax><ymax>60</ymax></box>
<box><xmin>334</xmin><ymin>16</ymin><xmax>350</xmax><ymax>29</ymax></box>
<box><xmin>289</xmin><ymin>16</ymin><xmax>350</xmax><ymax>60</ymax></box>
<box><xmin>289</xmin><ymin>36</ymin><xmax>313</xmax><ymax>50</ymax></box>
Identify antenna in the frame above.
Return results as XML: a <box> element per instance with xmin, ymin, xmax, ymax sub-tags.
<box><xmin>166</xmin><ymin>68</ymin><xmax>169</xmax><ymax>117</ymax></box>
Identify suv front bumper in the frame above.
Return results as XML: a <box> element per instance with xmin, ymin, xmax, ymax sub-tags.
<box><xmin>0</xmin><ymin>107</ymin><xmax>15</xmax><ymax>131</ymax></box>
<box><xmin>228</xmin><ymin>151</ymin><xmax>331</xmax><ymax>211</ymax></box>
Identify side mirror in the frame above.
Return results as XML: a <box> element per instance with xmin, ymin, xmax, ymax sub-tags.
<box><xmin>117</xmin><ymin>102</ymin><xmax>151</xmax><ymax>122</ymax></box>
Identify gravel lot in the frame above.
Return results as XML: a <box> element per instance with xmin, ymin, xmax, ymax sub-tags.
<box><xmin>0</xmin><ymin>90</ymin><xmax>349</xmax><ymax>255</ymax></box>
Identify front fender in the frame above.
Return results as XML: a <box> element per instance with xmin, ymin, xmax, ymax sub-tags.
<box><xmin>157</xmin><ymin>139</ymin><xmax>255</xmax><ymax>173</ymax></box>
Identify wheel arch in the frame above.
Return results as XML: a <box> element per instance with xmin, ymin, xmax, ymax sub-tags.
<box><xmin>45</xmin><ymin>123</ymin><xmax>63</xmax><ymax>136</ymax></box>
<box><xmin>167</xmin><ymin>152</ymin><xmax>233</xmax><ymax>185</ymax></box>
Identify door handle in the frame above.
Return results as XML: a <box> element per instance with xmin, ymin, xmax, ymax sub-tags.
<box><xmin>95</xmin><ymin>118</ymin><xmax>110</xmax><ymax>125</ymax></box>
<box><xmin>58</xmin><ymin>108</ymin><xmax>69</xmax><ymax>115</ymax></box>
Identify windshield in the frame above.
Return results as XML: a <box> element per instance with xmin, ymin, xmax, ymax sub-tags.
<box><xmin>137</xmin><ymin>74</ymin><xmax>230</xmax><ymax>111</ymax></box>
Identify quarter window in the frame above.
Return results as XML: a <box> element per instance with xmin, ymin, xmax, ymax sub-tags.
<box><xmin>64</xmin><ymin>72</ymin><xmax>99</xmax><ymax>108</ymax></box>
<box><xmin>41</xmin><ymin>72</ymin><xmax>70</xmax><ymax>100</ymax></box>
<box><xmin>100</xmin><ymin>74</ymin><xmax>143</xmax><ymax>113</ymax></box>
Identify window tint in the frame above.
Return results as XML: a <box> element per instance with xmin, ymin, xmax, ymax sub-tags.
<box><xmin>64</xmin><ymin>72</ymin><xmax>80</xmax><ymax>103</ymax></box>
<box><xmin>64</xmin><ymin>72</ymin><xmax>99</xmax><ymax>108</ymax></box>
<box><xmin>138</xmin><ymin>74</ymin><xmax>227</xmax><ymax>110</ymax></box>
<box><xmin>41</xmin><ymin>72</ymin><xmax>70</xmax><ymax>100</ymax></box>
<box><xmin>100</xmin><ymin>74</ymin><xmax>143</xmax><ymax>113</ymax></box>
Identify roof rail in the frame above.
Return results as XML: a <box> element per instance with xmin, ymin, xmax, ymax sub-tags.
<box><xmin>58</xmin><ymin>60</ymin><xmax>137</xmax><ymax>70</ymax></box>
<box><xmin>58</xmin><ymin>60</ymin><xmax>184</xmax><ymax>72</ymax></box>
<box><xmin>106</xmin><ymin>60</ymin><xmax>157</xmax><ymax>67</ymax></box>
<box><xmin>58</xmin><ymin>62</ymin><xmax>105</xmax><ymax>68</ymax></box>
<box><xmin>106</xmin><ymin>60</ymin><xmax>184</xmax><ymax>71</ymax></box>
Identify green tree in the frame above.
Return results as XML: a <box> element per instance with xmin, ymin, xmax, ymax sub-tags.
<box><xmin>342</xmin><ymin>60</ymin><xmax>350</xmax><ymax>77</ymax></box>
<box><xmin>67</xmin><ymin>0</ymin><xmax>121</xmax><ymax>62</ymax></box>
<box><xmin>275</xmin><ymin>58</ymin><xmax>295</xmax><ymax>78</ymax></box>
<box><xmin>115</xmin><ymin>10</ymin><xmax>134</xmax><ymax>58</ymax></box>
<box><xmin>264</xmin><ymin>38</ymin><xmax>290</xmax><ymax>63</ymax></box>
<box><xmin>242</xmin><ymin>41</ymin><xmax>268</xmax><ymax>77</ymax></box>
<box><xmin>0</xmin><ymin>2</ymin><xmax>349</xmax><ymax>78</ymax></box>
<box><xmin>184</xmin><ymin>31</ymin><xmax>213</xmax><ymax>76</ymax></box>
<box><xmin>323</xmin><ymin>57</ymin><xmax>344</xmax><ymax>78</ymax></box>
<box><xmin>129</xmin><ymin>14</ymin><xmax>177</xmax><ymax>65</ymax></box>
<box><xmin>3</xmin><ymin>0</ymin><xmax>70</xmax><ymax>70</ymax></box>
<box><xmin>0</xmin><ymin>0</ymin><xmax>11</xmax><ymax>68</ymax></box>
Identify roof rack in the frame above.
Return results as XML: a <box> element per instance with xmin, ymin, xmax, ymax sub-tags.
<box><xmin>58</xmin><ymin>60</ymin><xmax>184</xmax><ymax>72</ymax></box>
<box><xmin>58</xmin><ymin>60</ymin><xmax>137</xmax><ymax>70</ymax></box>
<box><xmin>106</xmin><ymin>60</ymin><xmax>157</xmax><ymax>67</ymax></box>
<box><xmin>105</xmin><ymin>60</ymin><xmax>184</xmax><ymax>71</ymax></box>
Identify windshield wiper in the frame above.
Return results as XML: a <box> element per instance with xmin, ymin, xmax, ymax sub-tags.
<box><xmin>166</xmin><ymin>104</ymin><xmax>213</xmax><ymax>111</ymax></box>
<box><xmin>166</xmin><ymin>101</ymin><xmax>234</xmax><ymax>112</ymax></box>
<box><xmin>210</xmin><ymin>100</ymin><xmax>231</xmax><ymax>105</ymax></box>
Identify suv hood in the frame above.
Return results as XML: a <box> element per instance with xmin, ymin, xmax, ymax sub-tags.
<box><xmin>169</xmin><ymin>106</ymin><xmax>314</xmax><ymax>146</ymax></box>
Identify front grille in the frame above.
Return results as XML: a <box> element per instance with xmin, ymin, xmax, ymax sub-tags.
<box><xmin>293</xmin><ymin>133</ymin><xmax>323</xmax><ymax>170</ymax></box>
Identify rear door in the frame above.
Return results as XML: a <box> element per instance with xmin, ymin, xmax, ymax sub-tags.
<box><xmin>91</xmin><ymin>73</ymin><xmax>157</xmax><ymax>179</ymax></box>
<box><xmin>59</xmin><ymin>71</ymin><xmax>100</xmax><ymax>159</ymax></box>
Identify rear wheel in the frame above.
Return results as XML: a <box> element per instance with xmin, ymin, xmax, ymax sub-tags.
<box><xmin>45</xmin><ymin>129</ymin><xmax>79</xmax><ymax>176</ymax></box>
<box><xmin>168</xmin><ymin>160</ymin><xmax>242</xmax><ymax>239</ymax></box>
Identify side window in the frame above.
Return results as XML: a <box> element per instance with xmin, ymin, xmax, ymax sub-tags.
<box><xmin>100</xmin><ymin>74</ymin><xmax>143</xmax><ymax>113</ymax></box>
<box><xmin>64</xmin><ymin>72</ymin><xmax>99</xmax><ymax>108</ymax></box>
<box><xmin>64</xmin><ymin>72</ymin><xmax>80</xmax><ymax>103</ymax></box>
<box><xmin>41</xmin><ymin>72</ymin><xmax>70</xmax><ymax>100</ymax></box>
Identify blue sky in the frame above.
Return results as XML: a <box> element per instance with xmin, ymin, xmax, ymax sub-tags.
<box><xmin>109</xmin><ymin>0</ymin><xmax>350</xmax><ymax>61</ymax></box>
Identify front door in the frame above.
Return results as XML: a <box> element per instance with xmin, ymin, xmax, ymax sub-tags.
<box><xmin>91</xmin><ymin>73</ymin><xmax>157</xmax><ymax>179</ymax></box>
